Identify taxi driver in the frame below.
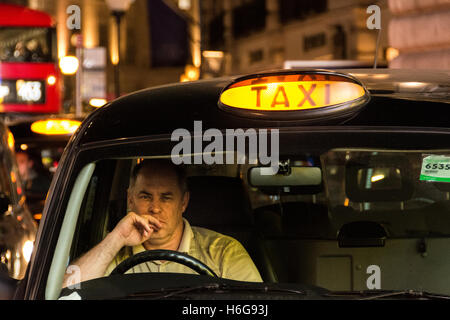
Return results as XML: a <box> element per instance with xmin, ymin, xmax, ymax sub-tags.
<box><xmin>62</xmin><ymin>159</ymin><xmax>262</xmax><ymax>287</ymax></box>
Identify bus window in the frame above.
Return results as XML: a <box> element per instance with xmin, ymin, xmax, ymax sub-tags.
<box><xmin>0</xmin><ymin>27</ymin><xmax>55</xmax><ymax>63</ymax></box>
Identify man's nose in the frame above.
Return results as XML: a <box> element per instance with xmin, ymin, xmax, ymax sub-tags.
<box><xmin>148</xmin><ymin>199</ymin><xmax>162</xmax><ymax>214</ymax></box>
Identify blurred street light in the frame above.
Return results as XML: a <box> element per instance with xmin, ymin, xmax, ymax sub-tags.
<box><xmin>202</xmin><ymin>51</ymin><xmax>225</xmax><ymax>78</ymax></box>
<box><xmin>47</xmin><ymin>75</ymin><xmax>57</xmax><ymax>85</ymax></box>
<box><xmin>202</xmin><ymin>51</ymin><xmax>224</xmax><ymax>59</ymax></box>
<box><xmin>178</xmin><ymin>0</ymin><xmax>191</xmax><ymax>10</ymax></box>
<box><xmin>59</xmin><ymin>56</ymin><xmax>79</xmax><ymax>75</ymax></box>
<box><xmin>185</xmin><ymin>65</ymin><xmax>199</xmax><ymax>80</ymax></box>
<box><xmin>59</xmin><ymin>55</ymin><xmax>81</xmax><ymax>115</ymax></box>
<box><xmin>386</xmin><ymin>47</ymin><xmax>400</xmax><ymax>62</ymax></box>
<box><xmin>105</xmin><ymin>0</ymin><xmax>135</xmax><ymax>12</ymax></box>
<box><xmin>106</xmin><ymin>0</ymin><xmax>135</xmax><ymax>98</ymax></box>
<box><xmin>180</xmin><ymin>65</ymin><xmax>199</xmax><ymax>82</ymax></box>
<box><xmin>89</xmin><ymin>98</ymin><xmax>107</xmax><ymax>107</ymax></box>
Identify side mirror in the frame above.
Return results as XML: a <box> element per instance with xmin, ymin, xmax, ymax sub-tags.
<box><xmin>0</xmin><ymin>263</ymin><xmax>18</xmax><ymax>300</ymax></box>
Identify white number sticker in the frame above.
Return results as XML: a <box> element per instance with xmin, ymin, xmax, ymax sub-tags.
<box><xmin>17</xmin><ymin>80</ymin><xmax>42</xmax><ymax>102</ymax></box>
<box><xmin>420</xmin><ymin>155</ymin><xmax>450</xmax><ymax>182</ymax></box>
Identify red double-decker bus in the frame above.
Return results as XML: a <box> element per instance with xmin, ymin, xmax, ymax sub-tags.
<box><xmin>0</xmin><ymin>3</ymin><xmax>60</xmax><ymax>114</ymax></box>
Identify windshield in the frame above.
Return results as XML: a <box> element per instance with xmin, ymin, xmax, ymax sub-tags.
<box><xmin>0</xmin><ymin>27</ymin><xmax>55</xmax><ymax>63</ymax></box>
<box><xmin>51</xmin><ymin>131</ymin><xmax>450</xmax><ymax>299</ymax></box>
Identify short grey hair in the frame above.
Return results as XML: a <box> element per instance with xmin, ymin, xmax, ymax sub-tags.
<box><xmin>130</xmin><ymin>159</ymin><xmax>188</xmax><ymax>194</ymax></box>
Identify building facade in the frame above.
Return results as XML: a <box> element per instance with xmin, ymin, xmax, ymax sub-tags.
<box><xmin>201</xmin><ymin>0</ymin><xmax>390</xmax><ymax>76</ymax></box>
<box><xmin>387</xmin><ymin>0</ymin><xmax>450</xmax><ymax>69</ymax></box>
<box><xmin>25</xmin><ymin>0</ymin><xmax>188</xmax><ymax>101</ymax></box>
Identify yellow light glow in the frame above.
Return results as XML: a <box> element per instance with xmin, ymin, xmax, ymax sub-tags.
<box><xmin>20</xmin><ymin>144</ymin><xmax>28</xmax><ymax>151</ymax></box>
<box><xmin>185</xmin><ymin>65</ymin><xmax>199</xmax><ymax>81</ymax></box>
<box><xmin>371</xmin><ymin>174</ymin><xmax>385</xmax><ymax>182</ymax></box>
<box><xmin>202</xmin><ymin>50</ymin><xmax>224</xmax><ymax>59</ymax></box>
<box><xmin>400</xmin><ymin>82</ymin><xmax>426</xmax><ymax>89</ymax></box>
<box><xmin>89</xmin><ymin>98</ymin><xmax>107</xmax><ymax>107</ymax></box>
<box><xmin>31</xmin><ymin>119</ymin><xmax>81</xmax><ymax>135</ymax></box>
<box><xmin>59</xmin><ymin>56</ymin><xmax>79</xmax><ymax>75</ymax></box>
<box><xmin>180</xmin><ymin>74</ymin><xmax>189</xmax><ymax>82</ymax></box>
<box><xmin>220</xmin><ymin>77</ymin><xmax>366</xmax><ymax>112</ymax></box>
<box><xmin>372</xmin><ymin>74</ymin><xmax>389</xmax><ymax>79</ymax></box>
<box><xmin>22</xmin><ymin>240</ymin><xmax>34</xmax><ymax>263</ymax></box>
<box><xmin>7</xmin><ymin>131</ymin><xmax>14</xmax><ymax>150</ymax></box>
<box><xmin>386</xmin><ymin>47</ymin><xmax>399</xmax><ymax>62</ymax></box>
<box><xmin>178</xmin><ymin>0</ymin><xmax>191</xmax><ymax>10</ymax></box>
<box><xmin>10</xmin><ymin>171</ymin><xmax>16</xmax><ymax>183</ymax></box>
<box><xmin>110</xmin><ymin>18</ymin><xmax>119</xmax><ymax>65</ymax></box>
<box><xmin>47</xmin><ymin>75</ymin><xmax>57</xmax><ymax>85</ymax></box>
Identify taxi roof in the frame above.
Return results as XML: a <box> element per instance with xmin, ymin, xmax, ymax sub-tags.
<box><xmin>7</xmin><ymin>115</ymin><xmax>83</xmax><ymax>151</ymax></box>
<box><xmin>77</xmin><ymin>69</ymin><xmax>450</xmax><ymax>145</ymax></box>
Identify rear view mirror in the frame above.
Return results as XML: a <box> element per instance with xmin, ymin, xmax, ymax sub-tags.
<box><xmin>249</xmin><ymin>166</ymin><xmax>322</xmax><ymax>187</ymax></box>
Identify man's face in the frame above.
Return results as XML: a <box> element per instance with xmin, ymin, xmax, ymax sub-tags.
<box><xmin>16</xmin><ymin>152</ymin><xmax>32</xmax><ymax>179</ymax></box>
<box><xmin>127</xmin><ymin>165</ymin><xmax>189</xmax><ymax>246</ymax></box>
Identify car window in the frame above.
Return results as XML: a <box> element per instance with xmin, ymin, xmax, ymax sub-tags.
<box><xmin>322</xmin><ymin>150</ymin><xmax>450</xmax><ymax>237</ymax></box>
<box><xmin>46</xmin><ymin>163</ymin><xmax>95</xmax><ymax>300</ymax></box>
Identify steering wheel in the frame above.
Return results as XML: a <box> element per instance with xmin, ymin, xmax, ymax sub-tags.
<box><xmin>109</xmin><ymin>249</ymin><xmax>218</xmax><ymax>277</ymax></box>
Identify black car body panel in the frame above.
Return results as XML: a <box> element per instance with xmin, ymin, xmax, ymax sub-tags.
<box><xmin>14</xmin><ymin>69</ymin><xmax>450</xmax><ymax>299</ymax></box>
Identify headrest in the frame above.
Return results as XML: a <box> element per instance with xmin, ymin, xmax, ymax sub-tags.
<box><xmin>184</xmin><ymin>176</ymin><xmax>254</xmax><ymax>228</ymax></box>
<box><xmin>337</xmin><ymin>221</ymin><xmax>387</xmax><ymax>247</ymax></box>
<box><xmin>280</xmin><ymin>202</ymin><xmax>331</xmax><ymax>237</ymax></box>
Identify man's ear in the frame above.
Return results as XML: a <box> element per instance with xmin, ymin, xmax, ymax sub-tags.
<box><xmin>181</xmin><ymin>191</ymin><xmax>190</xmax><ymax>213</ymax></box>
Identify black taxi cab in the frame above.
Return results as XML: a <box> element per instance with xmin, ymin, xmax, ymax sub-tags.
<box><xmin>3</xmin><ymin>68</ymin><xmax>450</xmax><ymax>301</ymax></box>
<box><xmin>0</xmin><ymin>120</ymin><xmax>36</xmax><ymax>297</ymax></box>
<box><xmin>7</xmin><ymin>116</ymin><xmax>82</xmax><ymax>223</ymax></box>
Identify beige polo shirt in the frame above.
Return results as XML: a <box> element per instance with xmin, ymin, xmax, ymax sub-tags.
<box><xmin>104</xmin><ymin>219</ymin><xmax>262</xmax><ymax>282</ymax></box>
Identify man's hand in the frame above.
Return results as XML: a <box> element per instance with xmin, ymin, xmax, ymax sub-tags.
<box><xmin>62</xmin><ymin>212</ymin><xmax>163</xmax><ymax>288</ymax></box>
<box><xmin>113</xmin><ymin>212</ymin><xmax>162</xmax><ymax>247</ymax></box>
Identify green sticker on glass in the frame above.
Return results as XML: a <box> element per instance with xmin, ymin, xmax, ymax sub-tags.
<box><xmin>420</xmin><ymin>155</ymin><xmax>450</xmax><ymax>182</ymax></box>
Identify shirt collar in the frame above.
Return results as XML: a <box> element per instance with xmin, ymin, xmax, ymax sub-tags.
<box><xmin>177</xmin><ymin>218</ymin><xmax>193</xmax><ymax>253</ymax></box>
<box><xmin>132</xmin><ymin>218</ymin><xmax>193</xmax><ymax>255</ymax></box>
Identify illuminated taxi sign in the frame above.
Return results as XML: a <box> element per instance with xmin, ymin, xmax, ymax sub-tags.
<box><xmin>219</xmin><ymin>72</ymin><xmax>369</xmax><ymax>120</ymax></box>
<box><xmin>31</xmin><ymin>119</ymin><xmax>81</xmax><ymax>135</ymax></box>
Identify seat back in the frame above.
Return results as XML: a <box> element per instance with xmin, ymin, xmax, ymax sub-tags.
<box><xmin>253</xmin><ymin>201</ymin><xmax>332</xmax><ymax>283</ymax></box>
<box><xmin>184</xmin><ymin>176</ymin><xmax>254</xmax><ymax>229</ymax></box>
<box><xmin>184</xmin><ymin>176</ymin><xmax>277</xmax><ymax>282</ymax></box>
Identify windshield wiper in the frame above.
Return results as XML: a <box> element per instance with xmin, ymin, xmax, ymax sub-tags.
<box><xmin>324</xmin><ymin>289</ymin><xmax>450</xmax><ymax>300</ymax></box>
<box><xmin>123</xmin><ymin>282</ymin><xmax>306</xmax><ymax>300</ymax></box>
